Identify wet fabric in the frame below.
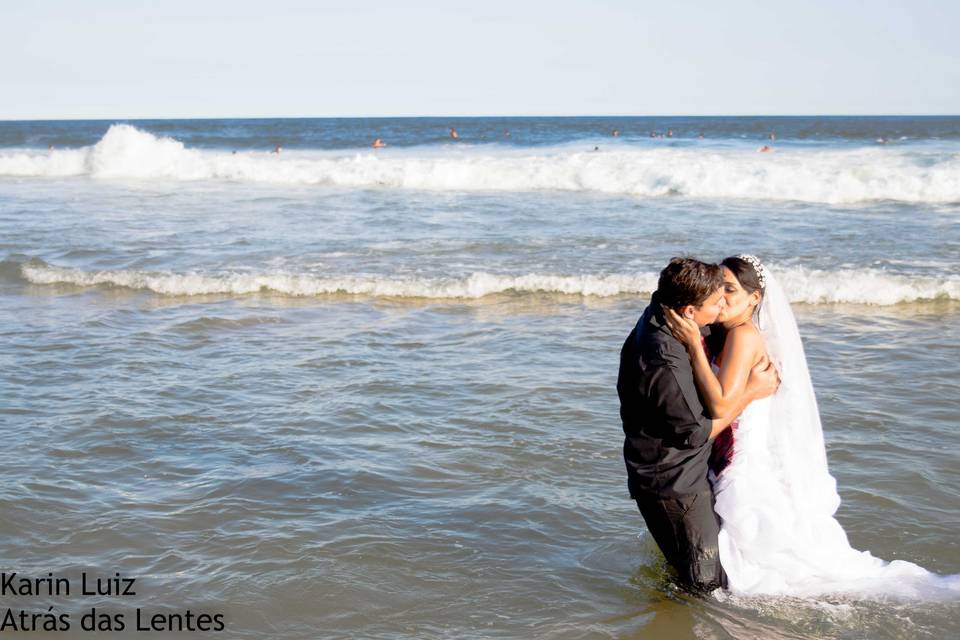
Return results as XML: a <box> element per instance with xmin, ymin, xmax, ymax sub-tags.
<box><xmin>635</xmin><ymin>489</ymin><xmax>727</xmax><ymax>591</ymax></box>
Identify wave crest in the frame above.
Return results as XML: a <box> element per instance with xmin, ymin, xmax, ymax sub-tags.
<box><xmin>2</xmin><ymin>125</ymin><xmax>960</xmax><ymax>203</ymax></box>
<box><xmin>14</xmin><ymin>261</ymin><xmax>960</xmax><ymax>305</ymax></box>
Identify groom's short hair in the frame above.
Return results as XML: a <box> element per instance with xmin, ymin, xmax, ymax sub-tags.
<box><xmin>657</xmin><ymin>257</ymin><xmax>724</xmax><ymax>308</ymax></box>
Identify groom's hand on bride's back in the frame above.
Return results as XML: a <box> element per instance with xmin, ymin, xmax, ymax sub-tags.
<box><xmin>748</xmin><ymin>355</ymin><xmax>780</xmax><ymax>400</ymax></box>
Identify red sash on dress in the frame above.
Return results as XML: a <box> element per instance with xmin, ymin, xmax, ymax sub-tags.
<box><xmin>705</xmin><ymin>335</ymin><xmax>736</xmax><ymax>476</ymax></box>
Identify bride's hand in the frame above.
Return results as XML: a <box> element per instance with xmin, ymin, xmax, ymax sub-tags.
<box><xmin>747</xmin><ymin>354</ymin><xmax>780</xmax><ymax>399</ymax></box>
<box><xmin>662</xmin><ymin>305</ymin><xmax>702</xmax><ymax>349</ymax></box>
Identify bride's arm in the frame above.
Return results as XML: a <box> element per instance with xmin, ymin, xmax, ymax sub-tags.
<box><xmin>708</xmin><ymin>355</ymin><xmax>774</xmax><ymax>436</ymax></box>
<box><xmin>663</xmin><ymin>308</ymin><xmax>762</xmax><ymax>418</ymax></box>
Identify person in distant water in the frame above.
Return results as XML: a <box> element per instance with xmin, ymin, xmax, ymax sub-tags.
<box><xmin>273</xmin><ymin>145</ymin><xmax>282</xmax><ymax>154</ymax></box>
<box><xmin>593</xmin><ymin>146</ymin><xmax>600</xmax><ymax>151</ymax></box>
<box><xmin>769</xmin><ymin>132</ymin><xmax>776</xmax><ymax>141</ymax></box>
<box><xmin>612</xmin><ymin>129</ymin><xmax>620</xmax><ymax>137</ymax></box>
<box><xmin>667</xmin><ymin>129</ymin><xmax>674</xmax><ymax>138</ymax></box>
<box><xmin>758</xmin><ymin>145</ymin><xmax>773</xmax><ymax>153</ymax></box>
<box><xmin>878</xmin><ymin>136</ymin><xmax>889</xmax><ymax>144</ymax></box>
<box><xmin>650</xmin><ymin>132</ymin><xmax>657</xmax><ymax>138</ymax></box>
<box><xmin>372</xmin><ymin>138</ymin><xmax>386</xmax><ymax>148</ymax></box>
<box><xmin>698</xmin><ymin>132</ymin><xmax>705</xmax><ymax>139</ymax></box>
<box><xmin>48</xmin><ymin>144</ymin><xmax>54</xmax><ymax>151</ymax></box>
<box><xmin>449</xmin><ymin>128</ymin><xmax>459</xmax><ymax>140</ymax></box>
<box><xmin>504</xmin><ymin>130</ymin><xmax>511</xmax><ymax>137</ymax></box>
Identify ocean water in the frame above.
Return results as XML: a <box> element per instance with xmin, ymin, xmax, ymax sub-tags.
<box><xmin>1</xmin><ymin>116</ymin><xmax>958</xmax><ymax>638</ymax></box>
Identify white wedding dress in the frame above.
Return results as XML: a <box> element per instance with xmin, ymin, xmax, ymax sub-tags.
<box><xmin>712</xmin><ymin>268</ymin><xmax>960</xmax><ymax>598</ymax></box>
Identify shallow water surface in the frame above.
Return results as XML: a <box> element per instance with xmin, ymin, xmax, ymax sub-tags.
<box><xmin>1</xmin><ymin>116</ymin><xmax>958</xmax><ymax>638</ymax></box>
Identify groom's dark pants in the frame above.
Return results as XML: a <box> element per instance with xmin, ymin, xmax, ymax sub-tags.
<box><xmin>635</xmin><ymin>486</ymin><xmax>727</xmax><ymax>591</ymax></box>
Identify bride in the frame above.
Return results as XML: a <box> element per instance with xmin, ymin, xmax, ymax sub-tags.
<box><xmin>663</xmin><ymin>255</ymin><xmax>958</xmax><ymax>597</ymax></box>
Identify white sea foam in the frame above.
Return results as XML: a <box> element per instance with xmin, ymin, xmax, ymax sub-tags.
<box><xmin>18</xmin><ymin>262</ymin><xmax>960</xmax><ymax>304</ymax></box>
<box><xmin>2</xmin><ymin>125</ymin><xmax>960</xmax><ymax>204</ymax></box>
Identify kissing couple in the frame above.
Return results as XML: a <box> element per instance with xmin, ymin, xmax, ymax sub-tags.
<box><xmin>618</xmin><ymin>256</ymin><xmax>958</xmax><ymax>596</ymax></box>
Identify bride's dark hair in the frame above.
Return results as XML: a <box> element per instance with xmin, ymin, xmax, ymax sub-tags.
<box><xmin>721</xmin><ymin>256</ymin><xmax>765</xmax><ymax>296</ymax></box>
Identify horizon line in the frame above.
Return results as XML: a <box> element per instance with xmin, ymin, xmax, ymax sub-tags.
<box><xmin>2</xmin><ymin>113</ymin><xmax>960</xmax><ymax>123</ymax></box>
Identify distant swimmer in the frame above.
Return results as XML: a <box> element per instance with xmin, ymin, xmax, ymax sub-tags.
<box><xmin>877</xmin><ymin>136</ymin><xmax>889</xmax><ymax>144</ymax></box>
<box><xmin>758</xmin><ymin>145</ymin><xmax>773</xmax><ymax>153</ymax></box>
<box><xmin>449</xmin><ymin>127</ymin><xmax>459</xmax><ymax>140</ymax></box>
<box><xmin>667</xmin><ymin>129</ymin><xmax>673</xmax><ymax>138</ymax></box>
<box><xmin>273</xmin><ymin>145</ymin><xmax>282</xmax><ymax>154</ymax></box>
<box><xmin>372</xmin><ymin>138</ymin><xmax>386</xmax><ymax>148</ymax></box>
<box><xmin>593</xmin><ymin>146</ymin><xmax>600</xmax><ymax>151</ymax></box>
<box><xmin>769</xmin><ymin>132</ymin><xmax>776</xmax><ymax>141</ymax></box>
<box><xmin>504</xmin><ymin>130</ymin><xmax>511</xmax><ymax>137</ymax></box>
<box><xmin>47</xmin><ymin>144</ymin><xmax>54</xmax><ymax>151</ymax></box>
<box><xmin>650</xmin><ymin>131</ymin><xmax>657</xmax><ymax>138</ymax></box>
<box><xmin>697</xmin><ymin>132</ymin><xmax>705</xmax><ymax>139</ymax></box>
<box><xmin>612</xmin><ymin>129</ymin><xmax>620</xmax><ymax>137</ymax></box>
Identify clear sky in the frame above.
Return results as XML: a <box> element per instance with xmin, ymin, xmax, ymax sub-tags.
<box><xmin>3</xmin><ymin>0</ymin><xmax>958</xmax><ymax>119</ymax></box>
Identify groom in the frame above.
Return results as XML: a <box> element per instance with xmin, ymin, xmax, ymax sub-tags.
<box><xmin>617</xmin><ymin>257</ymin><xmax>779</xmax><ymax>591</ymax></box>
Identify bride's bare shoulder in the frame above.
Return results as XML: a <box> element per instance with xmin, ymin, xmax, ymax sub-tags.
<box><xmin>724</xmin><ymin>322</ymin><xmax>764</xmax><ymax>357</ymax></box>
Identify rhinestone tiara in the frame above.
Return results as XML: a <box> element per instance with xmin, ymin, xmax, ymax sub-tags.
<box><xmin>736</xmin><ymin>254</ymin><xmax>767</xmax><ymax>289</ymax></box>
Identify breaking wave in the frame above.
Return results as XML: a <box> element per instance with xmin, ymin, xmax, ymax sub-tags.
<box><xmin>13</xmin><ymin>260</ymin><xmax>960</xmax><ymax>305</ymax></box>
<box><xmin>2</xmin><ymin>125</ymin><xmax>960</xmax><ymax>204</ymax></box>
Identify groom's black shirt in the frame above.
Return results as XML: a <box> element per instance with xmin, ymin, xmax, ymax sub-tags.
<box><xmin>618</xmin><ymin>292</ymin><xmax>715</xmax><ymax>499</ymax></box>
